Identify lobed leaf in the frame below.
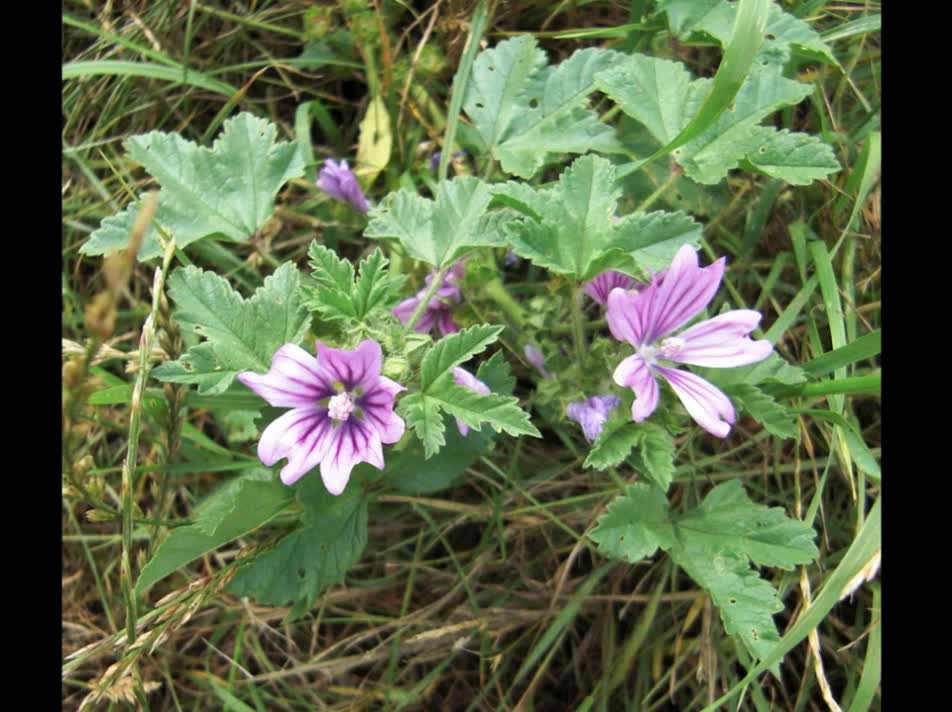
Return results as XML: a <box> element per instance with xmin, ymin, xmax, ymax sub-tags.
<box><xmin>420</xmin><ymin>324</ymin><xmax>504</xmax><ymax>391</ymax></box>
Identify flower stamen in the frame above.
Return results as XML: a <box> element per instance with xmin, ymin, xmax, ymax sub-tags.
<box><xmin>328</xmin><ymin>392</ymin><xmax>355</xmax><ymax>422</ymax></box>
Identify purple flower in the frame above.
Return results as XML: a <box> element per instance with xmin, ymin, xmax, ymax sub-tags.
<box><xmin>523</xmin><ymin>344</ymin><xmax>552</xmax><ymax>379</ymax></box>
<box><xmin>566</xmin><ymin>395</ymin><xmax>621</xmax><ymax>443</ymax></box>
<box><xmin>317</xmin><ymin>159</ymin><xmax>370</xmax><ymax>214</ymax></box>
<box><xmin>451</xmin><ymin>366</ymin><xmax>491</xmax><ymax>436</ymax></box>
<box><xmin>429</xmin><ymin>149</ymin><xmax>466</xmax><ymax>172</ymax></box>
<box><xmin>584</xmin><ymin>271</ymin><xmax>637</xmax><ymax>306</ymax></box>
<box><xmin>238</xmin><ymin>340</ymin><xmax>405</xmax><ymax>494</ymax></box>
<box><xmin>607</xmin><ymin>245</ymin><xmax>773</xmax><ymax>438</ymax></box>
<box><xmin>392</xmin><ymin>261</ymin><xmax>465</xmax><ymax>336</ymax></box>
<box><xmin>503</xmin><ymin>249</ymin><xmax>520</xmax><ymax>268</ymax></box>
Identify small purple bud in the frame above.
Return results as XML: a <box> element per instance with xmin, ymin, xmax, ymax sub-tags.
<box><xmin>317</xmin><ymin>159</ymin><xmax>370</xmax><ymax>214</ymax></box>
<box><xmin>503</xmin><ymin>249</ymin><xmax>519</xmax><ymax>268</ymax></box>
<box><xmin>523</xmin><ymin>344</ymin><xmax>552</xmax><ymax>379</ymax></box>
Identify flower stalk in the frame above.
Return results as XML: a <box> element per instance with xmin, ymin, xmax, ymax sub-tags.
<box><xmin>120</xmin><ymin>236</ymin><xmax>176</xmax><ymax>645</ymax></box>
<box><xmin>404</xmin><ymin>262</ymin><xmax>451</xmax><ymax>333</ymax></box>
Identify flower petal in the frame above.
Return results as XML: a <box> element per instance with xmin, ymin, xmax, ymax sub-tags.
<box><xmin>566</xmin><ymin>395</ymin><xmax>620</xmax><ymax>442</ymax></box>
<box><xmin>643</xmin><ymin>245</ymin><xmax>725</xmax><ymax>344</ymax></box>
<box><xmin>607</xmin><ymin>287</ymin><xmax>650</xmax><ymax>347</ymax></box>
<box><xmin>656</xmin><ymin>366</ymin><xmax>735</xmax><ymax>438</ymax></box>
<box><xmin>613</xmin><ymin>354</ymin><xmax>659</xmax><ymax>422</ymax></box>
<box><xmin>668</xmin><ymin>310</ymin><xmax>774</xmax><ymax>367</ymax></box>
<box><xmin>319</xmin><ymin>420</ymin><xmax>383</xmax><ymax>495</ymax></box>
<box><xmin>238</xmin><ymin>343</ymin><xmax>333</xmax><ymax>408</ymax></box>
<box><xmin>357</xmin><ymin>379</ymin><xmax>406</xmax><ymax>444</ymax></box>
<box><xmin>316</xmin><ymin>339</ymin><xmax>382</xmax><ymax>390</ymax></box>
<box><xmin>437</xmin><ymin>310</ymin><xmax>460</xmax><ymax>336</ymax></box>
<box><xmin>266</xmin><ymin>410</ymin><xmax>336</xmax><ymax>486</ymax></box>
<box><xmin>392</xmin><ymin>295</ymin><xmax>419</xmax><ymax>324</ymax></box>
<box><xmin>584</xmin><ymin>271</ymin><xmax>636</xmax><ymax>306</ymax></box>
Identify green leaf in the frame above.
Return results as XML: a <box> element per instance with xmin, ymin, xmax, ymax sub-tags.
<box><xmin>597</xmin><ymin>56</ymin><xmax>834</xmax><ymax>184</ymax></box>
<box><xmin>676</xmin><ymin>480</ymin><xmax>817</xmax><ymax>569</ymax></box>
<box><xmin>228</xmin><ymin>484</ymin><xmax>368</xmax><ymax>606</ymax></box>
<box><xmin>420</xmin><ymin>324</ymin><xmax>504</xmax><ymax>391</ymax></box>
<box><xmin>427</xmin><ymin>381</ymin><xmax>541</xmax><ymax>439</ymax></box>
<box><xmin>584</xmin><ymin>419</ymin><xmax>642</xmax><ymax>471</ymax></box>
<box><xmin>303</xmin><ymin>243</ymin><xmax>400</xmax><ymax>322</ymax></box>
<box><xmin>136</xmin><ymin>469</ymin><xmax>292</xmax><ymax>594</ymax></box>
<box><xmin>660</xmin><ymin>0</ymin><xmax>839</xmax><ymax>67</ymax></box>
<box><xmin>365</xmin><ymin>176</ymin><xmax>505</xmax><ymax>267</ymax></box>
<box><xmin>462</xmin><ymin>37</ymin><xmax>624</xmax><ymax>178</ymax></box>
<box><xmin>697</xmin><ymin>352</ymin><xmax>807</xmax><ymax>388</ymax></box>
<box><xmin>397</xmin><ymin>392</ymin><xmax>446</xmax><ymax>459</ymax></box>
<box><xmin>589</xmin><ymin>483</ymin><xmax>675</xmax><ymax>562</ymax></box>
<box><xmin>153</xmin><ymin>262</ymin><xmax>311</xmax><ymax>394</ymax></box>
<box><xmin>476</xmin><ymin>350</ymin><xmax>517</xmax><ymax>396</ymax></box>
<box><xmin>82</xmin><ymin>113</ymin><xmax>305</xmax><ymax>260</ymax></box>
<box><xmin>725</xmin><ymin>383</ymin><xmax>799</xmax><ymax>439</ymax></box>
<box><xmin>494</xmin><ymin>155</ymin><xmax>701</xmax><ymax>279</ymax></box>
<box><xmin>742</xmin><ymin>129</ymin><xmax>841</xmax><ymax>185</ymax></box>
<box><xmin>385</xmin><ymin>412</ymin><xmax>494</xmax><ymax>494</ymax></box>
<box><xmin>590</xmin><ymin>480</ymin><xmax>817</xmax><ymax>666</ymax></box>
<box><xmin>626</xmin><ymin>422</ymin><xmax>676</xmax><ymax>491</ymax></box>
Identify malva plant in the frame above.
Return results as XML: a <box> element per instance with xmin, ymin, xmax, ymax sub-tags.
<box><xmin>70</xmin><ymin>0</ymin><xmax>879</xmax><ymax>705</ymax></box>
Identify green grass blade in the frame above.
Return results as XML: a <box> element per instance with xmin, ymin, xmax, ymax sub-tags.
<box><xmin>844</xmin><ymin>583</ymin><xmax>881</xmax><ymax>711</ymax></box>
<box><xmin>801</xmin><ymin>329</ymin><xmax>880</xmax><ymax>377</ymax></box>
<box><xmin>438</xmin><ymin>0</ymin><xmax>488</xmax><ymax>186</ymax></box>
<box><xmin>62</xmin><ymin>60</ymin><xmax>237</xmax><ymax>96</ymax></box>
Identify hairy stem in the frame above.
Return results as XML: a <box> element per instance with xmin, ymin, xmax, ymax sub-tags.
<box><xmin>404</xmin><ymin>262</ymin><xmax>450</xmax><ymax>333</ymax></box>
<box><xmin>570</xmin><ymin>285</ymin><xmax>587</xmax><ymax>370</ymax></box>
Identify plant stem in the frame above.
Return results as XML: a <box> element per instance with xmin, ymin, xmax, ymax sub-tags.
<box><xmin>570</xmin><ymin>285</ymin><xmax>587</xmax><ymax>369</ymax></box>
<box><xmin>404</xmin><ymin>262</ymin><xmax>450</xmax><ymax>333</ymax></box>
<box><xmin>484</xmin><ymin>277</ymin><xmax>528</xmax><ymax>328</ymax></box>
<box><xmin>120</xmin><ymin>237</ymin><xmax>177</xmax><ymax>645</ymax></box>
<box><xmin>638</xmin><ymin>167</ymin><xmax>679</xmax><ymax>213</ymax></box>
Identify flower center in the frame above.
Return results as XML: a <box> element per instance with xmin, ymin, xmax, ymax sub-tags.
<box><xmin>658</xmin><ymin>337</ymin><xmax>685</xmax><ymax>359</ymax></box>
<box><xmin>327</xmin><ymin>392</ymin><xmax>355</xmax><ymax>422</ymax></box>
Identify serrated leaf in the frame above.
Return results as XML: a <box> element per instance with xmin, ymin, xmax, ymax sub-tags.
<box><xmin>420</xmin><ymin>324</ymin><xmax>504</xmax><ymax>391</ymax></box>
<box><xmin>627</xmin><ymin>422</ymin><xmax>676</xmax><ymax>491</ymax></box>
<box><xmin>307</xmin><ymin>242</ymin><xmax>355</xmax><ymax>292</ymax></box>
<box><xmin>677</xmin><ymin>480</ymin><xmax>817</xmax><ymax>569</ymax></box>
<box><xmin>476</xmin><ymin>350</ymin><xmax>516</xmax><ymax>396</ymax></box>
<box><xmin>153</xmin><ymin>262</ymin><xmax>311</xmax><ymax>395</ymax></box>
<box><xmin>427</xmin><ymin>382</ymin><xmax>540</xmax><ymax>439</ymax></box>
<box><xmin>397</xmin><ymin>392</ymin><xmax>446</xmax><ymax>458</ymax></box>
<box><xmin>228</xmin><ymin>485</ymin><xmax>368</xmax><ymax>606</ymax></box>
<box><xmin>352</xmin><ymin>249</ymin><xmax>399</xmax><ymax>318</ymax></box>
<box><xmin>494</xmin><ymin>155</ymin><xmax>701</xmax><ymax>279</ymax></box>
<box><xmin>462</xmin><ymin>37</ymin><xmax>624</xmax><ymax>178</ymax></box>
<box><xmin>590</xmin><ymin>479</ymin><xmax>817</xmax><ymax>666</ymax></box>
<box><xmin>742</xmin><ymin>129</ymin><xmax>840</xmax><ymax>185</ymax></box>
<box><xmin>136</xmin><ymin>469</ymin><xmax>292</xmax><ymax>594</ymax></box>
<box><xmin>303</xmin><ymin>244</ymin><xmax>399</xmax><ymax>322</ymax></box>
<box><xmin>725</xmin><ymin>383</ymin><xmax>799</xmax><ymax>439</ymax></box>
<box><xmin>365</xmin><ymin>176</ymin><xmax>505</xmax><ymax>267</ymax></box>
<box><xmin>660</xmin><ymin>0</ymin><xmax>838</xmax><ymax>67</ymax></box>
<box><xmin>596</xmin><ymin>56</ymin><xmax>832</xmax><ymax>184</ymax></box>
<box><xmin>83</xmin><ymin>113</ymin><xmax>304</xmax><ymax>260</ymax></box>
<box><xmin>589</xmin><ymin>483</ymin><xmax>675</xmax><ymax>562</ymax></box>
<box><xmin>355</xmin><ymin>95</ymin><xmax>391</xmax><ymax>187</ymax></box>
<box><xmin>584</xmin><ymin>419</ymin><xmax>642</xmax><ymax>470</ymax></box>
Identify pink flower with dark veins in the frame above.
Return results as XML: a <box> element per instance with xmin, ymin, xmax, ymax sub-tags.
<box><xmin>392</xmin><ymin>261</ymin><xmax>465</xmax><ymax>336</ymax></box>
<box><xmin>238</xmin><ymin>340</ymin><xmax>405</xmax><ymax>494</ymax></box>
<box><xmin>583</xmin><ymin>271</ymin><xmax>636</xmax><ymax>306</ymax></box>
<box><xmin>607</xmin><ymin>245</ymin><xmax>773</xmax><ymax>438</ymax></box>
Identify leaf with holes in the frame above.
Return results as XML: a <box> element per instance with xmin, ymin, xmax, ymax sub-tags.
<box><xmin>153</xmin><ymin>262</ymin><xmax>311</xmax><ymax>395</ymax></box>
<box><xmin>81</xmin><ymin>113</ymin><xmax>304</xmax><ymax>260</ymax></box>
<box><xmin>462</xmin><ymin>37</ymin><xmax>625</xmax><ymax>178</ymax></box>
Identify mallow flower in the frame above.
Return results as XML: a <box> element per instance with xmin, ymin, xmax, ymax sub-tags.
<box><xmin>607</xmin><ymin>244</ymin><xmax>773</xmax><ymax>438</ymax></box>
<box><xmin>451</xmin><ymin>366</ymin><xmax>491</xmax><ymax>436</ymax></box>
<box><xmin>317</xmin><ymin>159</ymin><xmax>370</xmax><ymax>214</ymax></box>
<box><xmin>566</xmin><ymin>395</ymin><xmax>620</xmax><ymax>443</ymax></box>
<box><xmin>583</xmin><ymin>271</ymin><xmax>635</xmax><ymax>306</ymax></box>
<box><xmin>392</xmin><ymin>261</ymin><xmax>464</xmax><ymax>336</ymax></box>
<box><xmin>238</xmin><ymin>340</ymin><xmax>405</xmax><ymax>494</ymax></box>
